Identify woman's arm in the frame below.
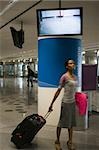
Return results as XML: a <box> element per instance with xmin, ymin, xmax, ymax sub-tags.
<box><xmin>48</xmin><ymin>87</ymin><xmax>62</xmax><ymax>112</ymax></box>
<box><xmin>48</xmin><ymin>74</ymin><xmax>66</xmax><ymax>112</ymax></box>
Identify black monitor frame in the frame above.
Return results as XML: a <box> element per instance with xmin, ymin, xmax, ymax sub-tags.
<box><xmin>37</xmin><ymin>7</ymin><xmax>83</xmax><ymax>37</ymax></box>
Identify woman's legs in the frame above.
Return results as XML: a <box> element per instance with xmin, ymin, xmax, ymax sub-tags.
<box><xmin>55</xmin><ymin>127</ymin><xmax>62</xmax><ymax>150</ymax></box>
<box><xmin>67</xmin><ymin>127</ymin><xmax>75</xmax><ymax>150</ymax></box>
<box><xmin>56</xmin><ymin>127</ymin><xmax>73</xmax><ymax>143</ymax></box>
<box><xmin>68</xmin><ymin>127</ymin><xmax>73</xmax><ymax>143</ymax></box>
<box><xmin>56</xmin><ymin>127</ymin><xmax>61</xmax><ymax>142</ymax></box>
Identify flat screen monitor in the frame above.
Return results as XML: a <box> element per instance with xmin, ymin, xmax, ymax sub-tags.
<box><xmin>37</xmin><ymin>7</ymin><xmax>83</xmax><ymax>36</ymax></box>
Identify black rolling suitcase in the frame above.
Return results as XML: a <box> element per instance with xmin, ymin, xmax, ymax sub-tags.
<box><xmin>11</xmin><ymin>112</ymin><xmax>50</xmax><ymax>149</ymax></box>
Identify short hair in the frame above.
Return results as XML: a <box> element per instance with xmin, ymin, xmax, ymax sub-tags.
<box><xmin>64</xmin><ymin>59</ymin><xmax>75</xmax><ymax>67</ymax></box>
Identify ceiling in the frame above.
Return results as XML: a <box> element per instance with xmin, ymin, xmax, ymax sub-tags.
<box><xmin>0</xmin><ymin>0</ymin><xmax>99</xmax><ymax>62</ymax></box>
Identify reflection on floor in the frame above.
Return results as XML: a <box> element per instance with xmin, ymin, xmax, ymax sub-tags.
<box><xmin>0</xmin><ymin>78</ymin><xmax>99</xmax><ymax>150</ymax></box>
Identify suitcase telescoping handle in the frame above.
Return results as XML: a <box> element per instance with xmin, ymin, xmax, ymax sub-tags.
<box><xmin>44</xmin><ymin>111</ymin><xmax>52</xmax><ymax>119</ymax></box>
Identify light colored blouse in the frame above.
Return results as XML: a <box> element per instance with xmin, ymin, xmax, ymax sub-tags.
<box><xmin>59</xmin><ymin>73</ymin><xmax>77</xmax><ymax>103</ymax></box>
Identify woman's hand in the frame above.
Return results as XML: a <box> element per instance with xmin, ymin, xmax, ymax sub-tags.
<box><xmin>48</xmin><ymin>88</ymin><xmax>62</xmax><ymax>112</ymax></box>
<box><xmin>48</xmin><ymin>104</ymin><xmax>53</xmax><ymax>112</ymax></box>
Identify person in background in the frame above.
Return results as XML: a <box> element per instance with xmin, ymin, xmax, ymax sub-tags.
<box><xmin>27</xmin><ymin>65</ymin><xmax>34</xmax><ymax>87</ymax></box>
<box><xmin>48</xmin><ymin>59</ymin><xmax>77</xmax><ymax>150</ymax></box>
<box><xmin>22</xmin><ymin>64</ymin><xmax>25</xmax><ymax>78</ymax></box>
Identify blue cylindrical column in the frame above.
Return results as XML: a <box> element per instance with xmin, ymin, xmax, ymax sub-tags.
<box><xmin>38</xmin><ymin>37</ymin><xmax>82</xmax><ymax>126</ymax></box>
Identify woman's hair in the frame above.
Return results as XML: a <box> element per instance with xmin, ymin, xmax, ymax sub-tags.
<box><xmin>64</xmin><ymin>59</ymin><xmax>75</xmax><ymax>67</ymax></box>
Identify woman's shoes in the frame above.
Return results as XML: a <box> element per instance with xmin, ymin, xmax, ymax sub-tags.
<box><xmin>67</xmin><ymin>141</ymin><xmax>75</xmax><ymax>150</ymax></box>
<box><xmin>54</xmin><ymin>140</ymin><xmax>75</xmax><ymax>150</ymax></box>
<box><xmin>55</xmin><ymin>140</ymin><xmax>62</xmax><ymax>150</ymax></box>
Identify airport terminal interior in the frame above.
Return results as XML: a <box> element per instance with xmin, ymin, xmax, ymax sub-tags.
<box><xmin>0</xmin><ymin>0</ymin><xmax>99</xmax><ymax>150</ymax></box>
<box><xmin>0</xmin><ymin>76</ymin><xmax>99</xmax><ymax>150</ymax></box>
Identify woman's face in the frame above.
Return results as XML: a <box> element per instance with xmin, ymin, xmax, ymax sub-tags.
<box><xmin>66</xmin><ymin>60</ymin><xmax>75</xmax><ymax>70</ymax></box>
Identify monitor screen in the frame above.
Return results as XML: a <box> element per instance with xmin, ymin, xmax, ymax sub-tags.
<box><xmin>37</xmin><ymin>7</ymin><xmax>83</xmax><ymax>36</ymax></box>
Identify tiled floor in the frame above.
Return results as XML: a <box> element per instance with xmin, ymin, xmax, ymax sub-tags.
<box><xmin>0</xmin><ymin>78</ymin><xmax>99</xmax><ymax>150</ymax></box>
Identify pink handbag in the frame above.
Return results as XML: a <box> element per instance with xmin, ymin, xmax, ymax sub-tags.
<box><xmin>75</xmin><ymin>92</ymin><xmax>88</xmax><ymax>115</ymax></box>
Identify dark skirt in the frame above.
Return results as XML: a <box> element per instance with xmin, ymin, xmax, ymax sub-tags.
<box><xmin>58</xmin><ymin>102</ymin><xmax>76</xmax><ymax>128</ymax></box>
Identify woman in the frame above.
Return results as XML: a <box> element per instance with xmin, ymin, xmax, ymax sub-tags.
<box><xmin>48</xmin><ymin>59</ymin><xmax>77</xmax><ymax>150</ymax></box>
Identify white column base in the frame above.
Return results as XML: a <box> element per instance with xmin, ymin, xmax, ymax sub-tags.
<box><xmin>38</xmin><ymin>87</ymin><xmax>64</xmax><ymax>126</ymax></box>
